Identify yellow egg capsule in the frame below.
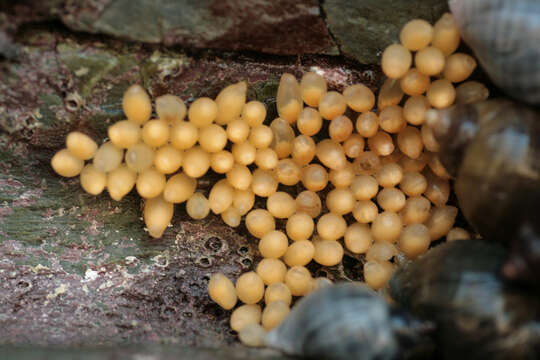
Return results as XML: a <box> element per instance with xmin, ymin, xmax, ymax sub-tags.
<box><xmin>125</xmin><ymin>142</ymin><xmax>154</xmax><ymax>173</ymax></box>
<box><xmin>364</xmin><ymin>260</ymin><xmax>393</xmax><ymax>290</ymax></box>
<box><xmin>210</xmin><ymin>150</ymin><xmax>234</xmax><ymax>174</ymax></box>
<box><xmin>136</xmin><ymin>168</ymin><xmax>166</xmax><ymax>199</ymax></box>
<box><xmin>455</xmin><ymin>81</ymin><xmax>490</xmax><ymax>104</ymax></box>
<box><xmin>232</xmin><ymin>141</ymin><xmax>256</xmax><ymax>166</ymax></box>
<box><xmin>423</xmin><ymin>168</ymin><xmax>450</xmax><ymax>206</ymax></box>
<box><xmin>230</xmin><ymin>304</ymin><xmax>262</xmax><ymax>333</ymax></box>
<box><xmin>326</xmin><ymin>188</ymin><xmax>355</xmax><ymax>215</ymax></box>
<box><xmin>241</xmin><ymin>101</ymin><xmax>267</xmax><ymax>127</ymax></box>
<box><xmin>351</xmin><ymin>175</ymin><xmax>379</xmax><ymax>200</ymax></box>
<box><xmin>352</xmin><ymin>151</ymin><xmax>381</xmax><ymax>176</ymax></box>
<box><xmin>317</xmin><ymin>213</ymin><xmax>347</xmax><ymax>241</ymax></box>
<box><xmin>233</xmin><ymin>188</ymin><xmax>255</xmax><ymax>215</ymax></box>
<box><xmin>397</xmin><ymin>126</ymin><xmax>424</xmax><ymax>159</ymax></box>
<box><xmin>142</xmin><ymin>119</ymin><xmax>169</xmax><ymax>147</ymax></box>
<box><xmin>371</xmin><ymin>211</ymin><xmax>403</xmax><ymax>243</ymax></box>
<box><xmin>51</xmin><ymin>149</ymin><xmax>84</xmax><ymax>177</ymax></box>
<box><xmin>153</xmin><ymin>145</ymin><xmax>183</xmax><ymax>174</ymax></box>
<box><xmin>355</xmin><ymin>112</ymin><xmax>379</xmax><ymax>138</ymax></box>
<box><xmin>415</xmin><ymin>46</ymin><xmax>446</xmax><ymax>76</ymax></box>
<box><xmin>399</xmin><ymin>172</ymin><xmax>427</xmax><ymax>197</ymax></box>
<box><xmin>256</xmin><ymin>258</ymin><xmax>287</xmax><ymax>285</ymax></box>
<box><xmin>170</xmin><ymin>121</ymin><xmax>199</xmax><ymax>150</ymax></box>
<box><xmin>375</xmin><ymin>163</ymin><xmax>403</xmax><ymax>188</ymax></box>
<box><xmin>400</xmin><ymin>19</ymin><xmax>433</xmax><ymax>51</ymax></box>
<box><xmin>251</xmin><ymin>169</ymin><xmax>278</xmax><ymax>198</ymax></box>
<box><xmin>400</xmin><ymin>196</ymin><xmax>431</xmax><ymax>224</ymax></box>
<box><xmin>163</xmin><ymin>172</ymin><xmax>196</xmax><ymax>204</ymax></box>
<box><xmin>403</xmin><ymin>95</ymin><xmax>430</xmax><ymax>126</ymax></box>
<box><xmin>353</xmin><ymin>200</ymin><xmax>378</xmax><ymax>224</ymax></box>
<box><xmin>368</xmin><ymin>131</ymin><xmax>395</xmax><ymax>157</ymax></box>
<box><xmin>215</xmin><ymin>81</ymin><xmax>247</xmax><ymax>125</ymax></box>
<box><xmin>143</xmin><ymin>195</ymin><xmax>174</xmax><ymax>238</ymax></box>
<box><xmin>286</xmin><ymin>212</ymin><xmax>314</xmax><ymax>241</ymax></box>
<box><xmin>249</xmin><ymin>124</ymin><xmax>274</xmax><ymax>149</ymax></box>
<box><xmin>426</xmin><ymin>79</ymin><xmax>456</xmax><ymax>109</ymax></box>
<box><xmin>226</xmin><ymin>118</ymin><xmax>250</xmax><ymax>143</ymax></box>
<box><xmin>378</xmin><ymin>78</ymin><xmax>405</xmax><ymax>109</ymax></box>
<box><xmin>267</xmin><ymin>191</ymin><xmax>296</xmax><ymax>219</ymax></box>
<box><xmin>285</xmin><ymin>266</ymin><xmax>312</xmax><ymax>296</ymax></box>
<box><xmin>284</xmin><ymin>240</ymin><xmax>315</xmax><ymax>267</ymax></box>
<box><xmin>297</xmin><ymin>107</ymin><xmax>323</xmax><ymax>136</ymax></box>
<box><xmin>106</xmin><ymin>165</ymin><xmax>136</xmax><ymax>201</ymax></box>
<box><xmin>446</xmin><ymin>227</ymin><xmax>471</xmax><ymax>242</ymax></box>
<box><xmin>208</xmin><ymin>273</ymin><xmax>237</xmax><ymax>310</ymax></box>
<box><xmin>209</xmin><ymin>179</ymin><xmax>234</xmax><ymax>214</ymax></box>
<box><xmin>188</xmin><ymin>97</ymin><xmax>218</xmax><ymax>128</ymax></box>
<box><xmin>122</xmin><ymin>85</ymin><xmax>152</xmax><ymax>125</ymax></box>
<box><xmin>344</xmin><ymin>223</ymin><xmax>373</xmax><ymax>254</ymax></box>
<box><xmin>182</xmin><ymin>146</ymin><xmax>210</xmax><ymax>178</ymax></box>
<box><xmin>291</xmin><ymin>135</ymin><xmax>316</xmax><ymax>166</ymax></box>
<box><xmin>400</xmin><ymin>68</ymin><xmax>430</xmax><ymax>96</ymax></box>
<box><xmin>295</xmin><ymin>190</ymin><xmax>322</xmax><ymax>218</ymax></box>
<box><xmin>316</xmin><ymin>139</ymin><xmax>347</xmax><ymax>170</ymax></box>
<box><xmin>186</xmin><ymin>192</ymin><xmax>210</xmax><ymax>220</ymax></box>
<box><xmin>66</xmin><ymin>132</ymin><xmax>98</xmax><ymax>160</ymax></box>
<box><xmin>199</xmin><ymin>124</ymin><xmax>227</xmax><ymax>153</ymax></box>
<box><xmin>319</xmin><ymin>91</ymin><xmax>347</xmax><ymax>120</ymax></box>
<box><xmin>366</xmin><ymin>241</ymin><xmax>398</xmax><ymax>262</ymax></box>
<box><xmin>226</xmin><ymin>164</ymin><xmax>252</xmax><ymax>191</ymax></box>
<box><xmin>245</xmin><ymin>209</ymin><xmax>275</xmax><ymax>238</ymax></box>
<box><xmin>239</xmin><ymin>324</ymin><xmax>267</xmax><ymax>347</ymax></box>
<box><xmin>329</xmin><ymin>115</ymin><xmax>354</xmax><ymax>142</ymax></box>
<box><xmin>300</xmin><ymin>72</ymin><xmax>327</xmax><ymax>107</ymax></box>
<box><xmin>343</xmin><ymin>135</ymin><xmax>365</xmax><ymax>159</ymax></box>
<box><xmin>432</xmin><ymin>13</ymin><xmax>460</xmax><ymax>56</ymax></box>
<box><xmin>222</xmin><ymin>205</ymin><xmax>242</xmax><ymax>227</ymax></box>
<box><xmin>275</xmin><ymin>159</ymin><xmax>302</xmax><ymax>186</ymax></box>
<box><xmin>265</xmin><ymin>282</ymin><xmax>292</xmax><ymax>306</ymax></box>
<box><xmin>80</xmin><ymin>164</ymin><xmax>106</xmax><ymax>195</ymax></box>
<box><xmin>443</xmin><ymin>53</ymin><xmax>477</xmax><ymax>83</ymax></box>
<box><xmin>259</xmin><ymin>230</ymin><xmax>288</xmax><ymax>259</ymax></box>
<box><xmin>270</xmin><ymin>118</ymin><xmax>295</xmax><ymax>158</ymax></box>
<box><xmin>329</xmin><ymin>163</ymin><xmax>356</xmax><ymax>188</ymax></box>
<box><xmin>236</xmin><ymin>271</ymin><xmax>265</xmax><ymax>305</ymax></box>
<box><xmin>255</xmin><ymin>148</ymin><xmax>279</xmax><ymax>170</ymax></box>
<box><xmin>313</xmin><ymin>240</ymin><xmax>343</xmax><ymax>266</ymax></box>
<box><xmin>343</xmin><ymin>83</ymin><xmax>375</xmax><ymax>113</ymax></box>
<box><xmin>93</xmin><ymin>141</ymin><xmax>124</xmax><ymax>173</ymax></box>
<box><xmin>379</xmin><ymin>105</ymin><xmax>406</xmax><ymax>134</ymax></box>
<box><xmin>108</xmin><ymin>120</ymin><xmax>141</xmax><ymax>149</ymax></box>
<box><xmin>302</xmin><ymin>164</ymin><xmax>329</xmax><ymax>192</ymax></box>
<box><xmin>155</xmin><ymin>94</ymin><xmax>186</xmax><ymax>123</ymax></box>
<box><xmin>276</xmin><ymin>73</ymin><xmax>303</xmax><ymax>124</ymax></box>
<box><xmin>262</xmin><ymin>300</ymin><xmax>290</xmax><ymax>330</ymax></box>
<box><xmin>399</xmin><ymin>223</ymin><xmax>430</xmax><ymax>259</ymax></box>
<box><xmin>381</xmin><ymin>44</ymin><xmax>412</xmax><ymax>79</ymax></box>
<box><xmin>425</xmin><ymin>205</ymin><xmax>458</xmax><ymax>241</ymax></box>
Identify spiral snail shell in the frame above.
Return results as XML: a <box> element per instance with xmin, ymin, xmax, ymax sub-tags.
<box><xmin>449</xmin><ymin>0</ymin><xmax>540</xmax><ymax>105</ymax></box>
<box><xmin>426</xmin><ymin>100</ymin><xmax>540</xmax><ymax>284</ymax></box>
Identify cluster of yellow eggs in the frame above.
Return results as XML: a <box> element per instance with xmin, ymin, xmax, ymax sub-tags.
<box><xmin>51</xmin><ymin>12</ymin><xmax>486</xmax><ymax>347</ymax></box>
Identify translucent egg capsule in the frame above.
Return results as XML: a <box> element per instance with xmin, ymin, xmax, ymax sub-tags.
<box><xmin>230</xmin><ymin>304</ymin><xmax>262</xmax><ymax>333</ymax></box>
<box><xmin>313</xmin><ymin>240</ymin><xmax>344</xmax><ymax>266</ymax></box>
<box><xmin>343</xmin><ymin>83</ymin><xmax>375</xmax><ymax>113</ymax></box>
<box><xmin>302</xmin><ymin>164</ymin><xmax>328</xmax><ymax>192</ymax></box>
<box><xmin>364</xmin><ymin>260</ymin><xmax>393</xmax><ymax>290</ymax></box>
<box><xmin>284</xmin><ymin>240</ymin><xmax>315</xmax><ymax>267</ymax></box>
<box><xmin>415</xmin><ymin>46</ymin><xmax>445</xmax><ymax>76</ymax></box>
<box><xmin>446</xmin><ymin>227</ymin><xmax>471</xmax><ymax>242</ymax></box>
<box><xmin>329</xmin><ymin>115</ymin><xmax>354</xmax><ymax>142</ymax></box>
<box><xmin>352</xmin><ymin>151</ymin><xmax>381</xmax><ymax>175</ymax></box>
<box><xmin>251</xmin><ymin>169</ymin><xmax>278</xmax><ymax>197</ymax></box>
<box><xmin>317</xmin><ymin>213</ymin><xmax>347</xmax><ymax>241</ymax></box>
<box><xmin>270</xmin><ymin>118</ymin><xmax>295</xmax><ymax>158</ymax></box>
<box><xmin>257</xmin><ymin>258</ymin><xmax>287</xmax><ymax>286</ymax></box>
<box><xmin>255</xmin><ymin>148</ymin><xmax>279</xmax><ymax>170</ymax></box>
<box><xmin>423</xmin><ymin>168</ymin><xmax>450</xmax><ymax>206</ymax></box>
<box><xmin>51</xmin><ymin>149</ymin><xmax>84</xmax><ymax>177</ymax></box>
<box><xmin>378</xmin><ymin>78</ymin><xmax>404</xmax><ymax>109</ymax></box>
<box><xmin>136</xmin><ymin>168</ymin><xmax>166</xmax><ymax>199</ymax></box>
<box><xmin>242</xmin><ymin>101</ymin><xmax>267</xmax><ymax>127</ymax></box>
<box><xmin>329</xmin><ymin>163</ymin><xmax>355</xmax><ymax>188</ymax></box>
<box><xmin>355</xmin><ymin>112</ymin><xmax>379</xmax><ymax>138</ymax></box>
<box><xmin>398</xmin><ymin>223</ymin><xmax>430</xmax><ymax>259</ymax></box>
<box><xmin>379</xmin><ymin>105</ymin><xmax>406</xmax><ymax>134</ymax></box>
<box><xmin>233</xmin><ymin>188</ymin><xmax>255</xmax><ymax>215</ymax></box>
<box><xmin>236</xmin><ymin>271</ymin><xmax>265</xmax><ymax>305</ymax></box>
<box><xmin>142</xmin><ymin>119</ymin><xmax>169</xmax><ymax>147</ymax></box>
<box><xmin>316</xmin><ymin>139</ymin><xmax>347</xmax><ymax>170</ymax></box>
<box><xmin>245</xmin><ymin>209</ymin><xmax>275</xmax><ymax>238</ymax></box>
<box><xmin>226</xmin><ymin>118</ymin><xmax>250</xmax><ymax>143</ymax></box>
<box><xmin>381</xmin><ymin>44</ymin><xmax>412</xmax><ymax>79</ymax></box>
<box><xmin>143</xmin><ymin>195</ymin><xmax>174</xmax><ymax>238</ymax></box>
<box><xmin>326</xmin><ymin>188</ymin><xmax>355</xmax><ymax>215</ymax></box>
<box><xmin>397</xmin><ymin>126</ymin><xmax>423</xmax><ymax>159</ymax></box>
<box><xmin>343</xmin><ymin>134</ymin><xmax>365</xmax><ymax>159</ymax></box>
<box><xmin>182</xmin><ymin>146</ymin><xmax>210</xmax><ymax>178</ymax></box>
<box><xmin>199</xmin><ymin>124</ymin><xmax>228</xmax><ymax>153</ymax></box>
<box><xmin>210</xmin><ymin>150</ymin><xmax>234</xmax><ymax>174</ymax></box>
<box><xmin>232</xmin><ymin>141</ymin><xmax>256</xmax><ymax>166</ymax></box>
<box><xmin>277</xmin><ymin>73</ymin><xmax>303</xmax><ymax>124</ymax></box>
<box><xmin>239</xmin><ymin>324</ymin><xmax>267</xmax><ymax>347</ymax></box>
<box><xmin>122</xmin><ymin>85</ymin><xmax>152</xmax><ymax>125</ymax></box>
<box><xmin>93</xmin><ymin>141</ymin><xmax>124</xmax><ymax>173</ymax></box>
<box><xmin>156</xmin><ymin>94</ymin><xmax>186</xmax><ymax>123</ymax></box>
<box><xmin>215</xmin><ymin>81</ymin><xmax>247</xmax><ymax>125</ymax></box>
<box><xmin>188</xmin><ymin>97</ymin><xmax>218</xmax><ymax>128</ymax></box>
<box><xmin>170</xmin><ymin>121</ymin><xmax>199</xmax><ymax>150</ymax></box>
<box><xmin>366</xmin><ymin>241</ymin><xmax>398</xmax><ymax>262</ymax></box>
<box><xmin>400</xmin><ymin>68</ymin><xmax>430</xmax><ymax>96</ymax></box>
<box><xmin>371</xmin><ymin>211</ymin><xmax>403</xmax><ymax>243</ymax></box>
<box><xmin>208</xmin><ymin>273</ymin><xmax>237</xmax><ymax>310</ymax></box>
<box><xmin>221</xmin><ymin>207</ymin><xmax>241</xmax><ymax>227</ymax></box>
<box><xmin>295</xmin><ymin>190</ymin><xmax>322</xmax><ymax>218</ymax></box>
<box><xmin>375</xmin><ymin>163</ymin><xmax>403</xmax><ymax>188</ymax></box>
<box><xmin>403</xmin><ymin>96</ymin><xmax>430</xmax><ymax>126</ymax></box>
<box><xmin>186</xmin><ymin>192</ymin><xmax>210</xmax><ymax>220</ymax></box>
<box><xmin>125</xmin><ymin>142</ymin><xmax>153</xmax><ymax>173</ymax></box>
<box><xmin>443</xmin><ymin>53</ymin><xmax>477</xmax><ymax>83</ymax></box>
<box><xmin>420</xmin><ymin>124</ymin><xmax>440</xmax><ymax>152</ymax></box>
<box><xmin>368</xmin><ymin>131</ymin><xmax>394</xmax><ymax>156</ymax></box>
<box><xmin>80</xmin><ymin>164</ymin><xmax>106</xmax><ymax>195</ymax></box>
<box><xmin>344</xmin><ymin>223</ymin><xmax>373</xmax><ymax>254</ymax></box>
<box><xmin>291</xmin><ymin>135</ymin><xmax>316</xmax><ymax>166</ymax></box>
<box><xmin>425</xmin><ymin>205</ymin><xmax>458</xmax><ymax>241</ymax></box>
<box><xmin>400</xmin><ymin>196</ymin><xmax>431</xmax><ymax>224</ymax></box>
<box><xmin>319</xmin><ymin>91</ymin><xmax>347</xmax><ymax>120</ymax></box>
<box><xmin>265</xmin><ymin>283</ymin><xmax>292</xmax><ymax>306</ymax></box>
<box><xmin>66</xmin><ymin>131</ymin><xmax>98</xmax><ymax>160</ymax></box>
<box><xmin>353</xmin><ymin>200</ymin><xmax>378</xmax><ymax>224</ymax></box>
<box><xmin>426</xmin><ymin>79</ymin><xmax>456</xmax><ymax>109</ymax></box>
<box><xmin>399</xmin><ymin>172</ymin><xmax>427</xmax><ymax>197</ymax></box>
<box><xmin>153</xmin><ymin>145</ymin><xmax>183</xmax><ymax>174</ymax></box>
<box><xmin>455</xmin><ymin>81</ymin><xmax>489</xmax><ymax>104</ymax></box>
<box><xmin>250</xmin><ymin>124</ymin><xmax>274</xmax><ymax>149</ymax></box>
<box><xmin>267</xmin><ymin>192</ymin><xmax>296</xmax><ymax>219</ymax></box>
<box><xmin>300</xmin><ymin>72</ymin><xmax>327</xmax><ymax>107</ymax></box>
<box><xmin>297</xmin><ymin>108</ymin><xmax>323</xmax><ymax>136</ymax></box>
<box><xmin>259</xmin><ymin>230</ymin><xmax>288</xmax><ymax>259</ymax></box>
<box><xmin>285</xmin><ymin>266</ymin><xmax>313</xmax><ymax>296</ymax></box>
<box><xmin>400</xmin><ymin>19</ymin><xmax>433</xmax><ymax>51</ymax></box>
<box><xmin>163</xmin><ymin>172</ymin><xmax>197</xmax><ymax>204</ymax></box>
<box><xmin>108</xmin><ymin>120</ymin><xmax>141</xmax><ymax>149</ymax></box>
<box><xmin>428</xmin><ymin>154</ymin><xmax>451</xmax><ymax>179</ymax></box>
<box><xmin>226</xmin><ymin>164</ymin><xmax>252</xmax><ymax>190</ymax></box>
<box><xmin>275</xmin><ymin>159</ymin><xmax>301</xmax><ymax>186</ymax></box>
<box><xmin>262</xmin><ymin>300</ymin><xmax>290</xmax><ymax>330</ymax></box>
<box><xmin>106</xmin><ymin>165</ymin><xmax>136</xmax><ymax>201</ymax></box>
<box><xmin>377</xmin><ymin>188</ymin><xmax>406</xmax><ymax>212</ymax></box>
<box><xmin>351</xmin><ymin>175</ymin><xmax>379</xmax><ymax>200</ymax></box>
<box><xmin>432</xmin><ymin>13</ymin><xmax>460</xmax><ymax>56</ymax></box>
<box><xmin>286</xmin><ymin>212</ymin><xmax>314</xmax><ymax>241</ymax></box>
<box><xmin>209</xmin><ymin>179</ymin><xmax>234</xmax><ymax>214</ymax></box>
